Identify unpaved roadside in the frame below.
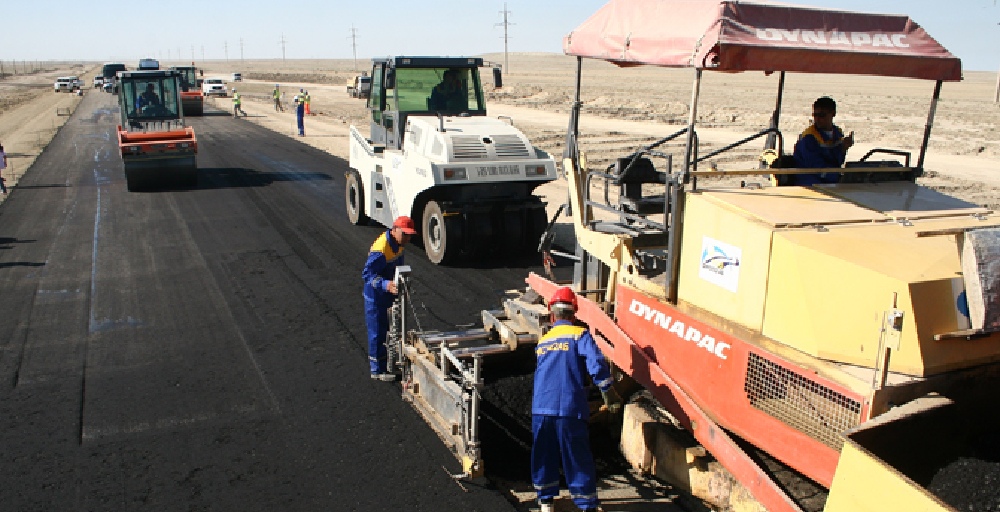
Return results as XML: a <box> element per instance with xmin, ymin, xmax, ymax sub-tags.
<box><xmin>0</xmin><ymin>65</ymin><xmax>96</xmax><ymax>202</ymax></box>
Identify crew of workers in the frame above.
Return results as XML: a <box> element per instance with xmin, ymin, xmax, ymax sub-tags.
<box><xmin>353</xmin><ymin>95</ymin><xmax>857</xmax><ymax>512</ymax></box>
<box><xmin>361</xmin><ymin>219</ymin><xmax>620</xmax><ymax>510</ymax></box>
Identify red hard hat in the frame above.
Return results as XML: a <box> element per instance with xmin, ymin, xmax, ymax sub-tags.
<box><xmin>549</xmin><ymin>287</ymin><xmax>578</xmax><ymax>311</ymax></box>
<box><xmin>393</xmin><ymin>216</ymin><xmax>417</xmax><ymax>235</ymax></box>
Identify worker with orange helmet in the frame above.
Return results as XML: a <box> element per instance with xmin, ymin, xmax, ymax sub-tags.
<box><xmin>362</xmin><ymin>216</ymin><xmax>417</xmax><ymax>381</ymax></box>
<box><xmin>531</xmin><ymin>286</ymin><xmax>622</xmax><ymax>512</ymax></box>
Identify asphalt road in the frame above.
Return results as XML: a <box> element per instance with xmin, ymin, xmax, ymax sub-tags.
<box><xmin>0</xmin><ymin>91</ymin><xmax>552</xmax><ymax>511</ymax></box>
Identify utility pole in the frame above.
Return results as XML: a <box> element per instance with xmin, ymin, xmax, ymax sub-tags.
<box><xmin>191</xmin><ymin>45</ymin><xmax>195</xmax><ymax>61</ymax></box>
<box><xmin>240</xmin><ymin>37</ymin><xmax>245</xmax><ymax>64</ymax></box>
<box><xmin>495</xmin><ymin>3</ymin><xmax>513</xmax><ymax>75</ymax></box>
<box><xmin>280</xmin><ymin>33</ymin><xmax>287</xmax><ymax>61</ymax></box>
<box><xmin>348</xmin><ymin>25</ymin><xmax>360</xmax><ymax>71</ymax></box>
<box><xmin>201</xmin><ymin>46</ymin><xmax>205</xmax><ymax>62</ymax></box>
<box><xmin>225</xmin><ymin>41</ymin><xmax>229</xmax><ymax>62</ymax></box>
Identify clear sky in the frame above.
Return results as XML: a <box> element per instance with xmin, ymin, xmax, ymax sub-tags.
<box><xmin>3</xmin><ymin>0</ymin><xmax>998</xmax><ymax>72</ymax></box>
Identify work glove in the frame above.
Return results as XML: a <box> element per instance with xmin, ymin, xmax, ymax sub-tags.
<box><xmin>601</xmin><ymin>388</ymin><xmax>623</xmax><ymax>414</ymax></box>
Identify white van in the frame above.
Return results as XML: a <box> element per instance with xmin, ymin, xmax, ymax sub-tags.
<box><xmin>203</xmin><ymin>78</ymin><xmax>227</xmax><ymax>97</ymax></box>
<box><xmin>231</xmin><ymin>73</ymin><xmax>242</xmax><ymax>82</ymax></box>
<box><xmin>54</xmin><ymin>76</ymin><xmax>80</xmax><ymax>93</ymax></box>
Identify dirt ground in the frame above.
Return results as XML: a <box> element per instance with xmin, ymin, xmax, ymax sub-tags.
<box><xmin>193</xmin><ymin>53</ymin><xmax>1000</xmax><ymax>212</ymax></box>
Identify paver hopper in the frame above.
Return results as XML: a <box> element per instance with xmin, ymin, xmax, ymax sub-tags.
<box><xmin>116</xmin><ymin>70</ymin><xmax>198</xmax><ymax>191</ymax></box>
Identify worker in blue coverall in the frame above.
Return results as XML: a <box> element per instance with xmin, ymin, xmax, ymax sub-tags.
<box><xmin>532</xmin><ymin>287</ymin><xmax>622</xmax><ymax>512</ymax></box>
<box><xmin>790</xmin><ymin>96</ymin><xmax>854</xmax><ymax>186</ymax></box>
<box><xmin>362</xmin><ymin>216</ymin><xmax>416</xmax><ymax>381</ymax></box>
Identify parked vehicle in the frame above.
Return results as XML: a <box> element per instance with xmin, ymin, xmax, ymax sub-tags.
<box><xmin>54</xmin><ymin>76</ymin><xmax>80</xmax><ymax>93</ymax></box>
<box><xmin>93</xmin><ymin>76</ymin><xmax>104</xmax><ymax>88</ymax></box>
<box><xmin>347</xmin><ymin>74</ymin><xmax>371</xmax><ymax>99</ymax></box>
<box><xmin>202</xmin><ymin>78</ymin><xmax>227</xmax><ymax>97</ymax></box>
<box><xmin>231</xmin><ymin>72</ymin><xmax>242</xmax><ymax>82</ymax></box>
<box><xmin>138</xmin><ymin>58</ymin><xmax>159</xmax><ymax>71</ymax></box>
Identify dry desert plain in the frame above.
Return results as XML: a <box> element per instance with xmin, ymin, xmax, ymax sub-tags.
<box><xmin>197</xmin><ymin>52</ymin><xmax>1000</xmax><ymax>212</ymax></box>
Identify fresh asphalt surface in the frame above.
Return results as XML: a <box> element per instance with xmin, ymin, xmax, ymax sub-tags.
<box><xmin>0</xmin><ymin>91</ymin><xmax>554</xmax><ymax>511</ymax></box>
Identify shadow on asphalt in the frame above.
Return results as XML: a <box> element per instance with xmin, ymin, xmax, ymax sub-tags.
<box><xmin>195</xmin><ymin>167</ymin><xmax>333</xmax><ymax>189</ymax></box>
<box><xmin>0</xmin><ymin>261</ymin><xmax>45</xmax><ymax>268</ymax></box>
<box><xmin>11</xmin><ymin>184</ymin><xmax>70</xmax><ymax>190</ymax></box>
<box><xmin>0</xmin><ymin>237</ymin><xmax>36</xmax><ymax>246</ymax></box>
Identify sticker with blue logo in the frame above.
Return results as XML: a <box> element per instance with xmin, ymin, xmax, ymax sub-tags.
<box><xmin>699</xmin><ymin>236</ymin><xmax>742</xmax><ymax>293</ymax></box>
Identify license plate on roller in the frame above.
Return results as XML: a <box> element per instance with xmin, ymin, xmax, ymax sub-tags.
<box><xmin>476</xmin><ymin>165</ymin><xmax>520</xmax><ymax>177</ymax></box>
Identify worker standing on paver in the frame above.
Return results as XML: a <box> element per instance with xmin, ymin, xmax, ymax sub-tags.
<box><xmin>362</xmin><ymin>216</ymin><xmax>417</xmax><ymax>381</ymax></box>
<box><xmin>232</xmin><ymin>89</ymin><xmax>247</xmax><ymax>118</ymax></box>
<box><xmin>303</xmin><ymin>90</ymin><xmax>311</xmax><ymax>115</ymax></box>
<box><xmin>532</xmin><ymin>287</ymin><xmax>622</xmax><ymax>512</ymax></box>
<box><xmin>272</xmin><ymin>84</ymin><xmax>283</xmax><ymax>112</ymax></box>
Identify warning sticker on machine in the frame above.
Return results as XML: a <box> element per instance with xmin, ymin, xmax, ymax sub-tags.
<box><xmin>476</xmin><ymin>165</ymin><xmax>520</xmax><ymax>177</ymax></box>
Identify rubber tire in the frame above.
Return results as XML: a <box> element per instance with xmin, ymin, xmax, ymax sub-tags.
<box><xmin>422</xmin><ymin>200</ymin><xmax>459</xmax><ymax>265</ymax></box>
<box><xmin>345</xmin><ymin>171</ymin><xmax>368</xmax><ymax>226</ymax></box>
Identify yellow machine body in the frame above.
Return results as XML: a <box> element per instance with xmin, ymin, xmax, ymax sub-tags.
<box><xmin>676</xmin><ymin>181</ymin><xmax>1000</xmax><ymax>377</ymax></box>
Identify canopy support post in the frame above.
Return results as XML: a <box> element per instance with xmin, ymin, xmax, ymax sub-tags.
<box><xmin>682</xmin><ymin>68</ymin><xmax>702</xmax><ymax>185</ymax></box>
<box><xmin>762</xmin><ymin>71</ymin><xmax>786</xmax><ymax>163</ymax></box>
<box><xmin>916</xmin><ymin>80</ymin><xmax>942</xmax><ymax>174</ymax></box>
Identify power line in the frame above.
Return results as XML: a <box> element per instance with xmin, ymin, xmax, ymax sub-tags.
<box><xmin>348</xmin><ymin>25</ymin><xmax>360</xmax><ymax>72</ymax></box>
<box><xmin>495</xmin><ymin>3</ymin><xmax>514</xmax><ymax>75</ymax></box>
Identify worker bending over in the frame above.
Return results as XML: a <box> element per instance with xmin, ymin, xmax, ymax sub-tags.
<box><xmin>362</xmin><ymin>216</ymin><xmax>416</xmax><ymax>381</ymax></box>
<box><xmin>532</xmin><ymin>287</ymin><xmax>622</xmax><ymax>512</ymax></box>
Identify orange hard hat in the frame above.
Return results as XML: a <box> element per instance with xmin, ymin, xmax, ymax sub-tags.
<box><xmin>393</xmin><ymin>216</ymin><xmax>417</xmax><ymax>235</ymax></box>
<box><xmin>549</xmin><ymin>287</ymin><xmax>578</xmax><ymax>312</ymax></box>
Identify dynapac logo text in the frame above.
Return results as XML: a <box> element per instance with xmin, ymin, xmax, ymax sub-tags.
<box><xmin>628</xmin><ymin>299</ymin><xmax>730</xmax><ymax>359</ymax></box>
<box><xmin>757</xmin><ymin>29</ymin><xmax>910</xmax><ymax>49</ymax></box>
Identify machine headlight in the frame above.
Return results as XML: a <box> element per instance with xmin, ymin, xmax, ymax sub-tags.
<box><xmin>443</xmin><ymin>167</ymin><xmax>467</xmax><ymax>180</ymax></box>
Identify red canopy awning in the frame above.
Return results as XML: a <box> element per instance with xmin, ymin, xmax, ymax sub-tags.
<box><xmin>563</xmin><ymin>0</ymin><xmax>962</xmax><ymax>81</ymax></box>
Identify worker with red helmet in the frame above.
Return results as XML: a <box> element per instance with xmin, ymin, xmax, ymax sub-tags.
<box><xmin>532</xmin><ymin>286</ymin><xmax>622</xmax><ymax>512</ymax></box>
<box><xmin>362</xmin><ymin>216</ymin><xmax>417</xmax><ymax>381</ymax></box>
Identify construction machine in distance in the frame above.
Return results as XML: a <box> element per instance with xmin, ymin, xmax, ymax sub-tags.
<box><xmin>381</xmin><ymin>2</ymin><xmax>1000</xmax><ymax>511</ymax></box>
<box><xmin>346</xmin><ymin>56</ymin><xmax>557</xmax><ymax>264</ymax></box>
<box><xmin>116</xmin><ymin>70</ymin><xmax>198</xmax><ymax>191</ymax></box>
<box><xmin>170</xmin><ymin>64</ymin><xmax>204</xmax><ymax>116</ymax></box>
<box><xmin>347</xmin><ymin>73</ymin><xmax>371</xmax><ymax>99</ymax></box>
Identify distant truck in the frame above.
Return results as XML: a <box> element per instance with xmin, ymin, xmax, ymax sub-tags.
<box><xmin>101</xmin><ymin>62</ymin><xmax>128</xmax><ymax>93</ymax></box>
<box><xmin>93</xmin><ymin>76</ymin><xmax>104</xmax><ymax>88</ymax></box>
<box><xmin>138</xmin><ymin>58</ymin><xmax>159</xmax><ymax>71</ymax></box>
<box><xmin>54</xmin><ymin>76</ymin><xmax>80</xmax><ymax>93</ymax></box>
<box><xmin>347</xmin><ymin>74</ymin><xmax>371</xmax><ymax>99</ymax></box>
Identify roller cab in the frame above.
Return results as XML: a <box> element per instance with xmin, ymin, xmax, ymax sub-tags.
<box><xmin>116</xmin><ymin>70</ymin><xmax>198</xmax><ymax>191</ymax></box>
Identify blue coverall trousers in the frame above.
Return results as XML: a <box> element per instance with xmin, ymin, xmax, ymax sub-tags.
<box><xmin>531</xmin><ymin>415</ymin><xmax>599</xmax><ymax>510</ymax></box>
<box><xmin>364</xmin><ymin>298</ymin><xmax>389</xmax><ymax>374</ymax></box>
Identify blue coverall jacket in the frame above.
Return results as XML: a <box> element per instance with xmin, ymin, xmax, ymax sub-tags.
<box><xmin>531</xmin><ymin>320</ymin><xmax>614</xmax><ymax>510</ymax></box>
<box><xmin>791</xmin><ymin>124</ymin><xmax>848</xmax><ymax>186</ymax></box>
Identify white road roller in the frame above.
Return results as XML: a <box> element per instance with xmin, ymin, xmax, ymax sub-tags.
<box><xmin>346</xmin><ymin>56</ymin><xmax>557</xmax><ymax>264</ymax></box>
